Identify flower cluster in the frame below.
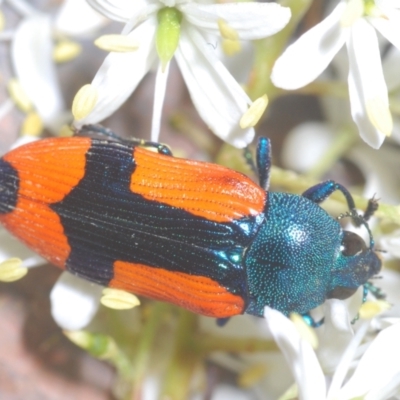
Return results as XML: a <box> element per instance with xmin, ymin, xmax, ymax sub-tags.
<box><xmin>1</xmin><ymin>0</ymin><xmax>400</xmax><ymax>399</ymax></box>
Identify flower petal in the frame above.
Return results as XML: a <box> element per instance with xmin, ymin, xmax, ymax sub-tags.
<box><xmin>317</xmin><ymin>300</ymin><xmax>354</xmax><ymax>374</ymax></box>
<box><xmin>337</xmin><ymin>322</ymin><xmax>400</xmax><ymax>400</ymax></box>
<box><xmin>11</xmin><ymin>14</ymin><xmax>66</xmax><ymax>132</ymax></box>
<box><xmin>347</xmin><ymin>18</ymin><xmax>389</xmax><ymax>148</ymax></box>
<box><xmin>263</xmin><ymin>307</ymin><xmax>326</xmax><ymax>400</ymax></box>
<box><xmin>74</xmin><ymin>18</ymin><xmax>157</xmax><ymax>127</ymax></box>
<box><xmin>85</xmin><ymin>0</ymin><xmax>140</xmax><ymax>21</ymax></box>
<box><xmin>181</xmin><ymin>2</ymin><xmax>291</xmax><ymax>40</ymax></box>
<box><xmin>327</xmin><ymin>320</ymin><xmax>370</xmax><ymax>400</ymax></box>
<box><xmin>175</xmin><ymin>24</ymin><xmax>254</xmax><ymax>148</ymax></box>
<box><xmin>86</xmin><ymin>0</ymin><xmax>158</xmax><ymax>26</ymax></box>
<box><xmin>382</xmin><ymin>45</ymin><xmax>400</xmax><ymax>91</ymax></box>
<box><xmin>271</xmin><ymin>2</ymin><xmax>348</xmax><ymax>90</ymax></box>
<box><xmin>55</xmin><ymin>0</ymin><xmax>109</xmax><ymax>36</ymax></box>
<box><xmin>50</xmin><ymin>271</ymin><xmax>103</xmax><ymax>330</ymax></box>
<box><xmin>368</xmin><ymin>9</ymin><xmax>400</xmax><ymax>50</ymax></box>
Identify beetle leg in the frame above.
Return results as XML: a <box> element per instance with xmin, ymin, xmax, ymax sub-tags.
<box><xmin>77</xmin><ymin>124</ymin><xmax>173</xmax><ymax>156</ymax></box>
<box><xmin>243</xmin><ymin>137</ymin><xmax>271</xmax><ymax>190</ymax></box>
<box><xmin>302</xmin><ymin>180</ymin><xmax>356</xmax><ymax>210</ymax></box>
<box><xmin>256</xmin><ymin>137</ymin><xmax>271</xmax><ymax>191</ymax></box>
<box><xmin>301</xmin><ymin>312</ymin><xmax>324</xmax><ymax>328</ymax></box>
<box><xmin>216</xmin><ymin>317</ymin><xmax>230</xmax><ymax>327</ymax></box>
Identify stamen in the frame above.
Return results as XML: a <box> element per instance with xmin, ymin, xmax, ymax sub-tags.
<box><xmin>21</xmin><ymin>111</ymin><xmax>43</xmax><ymax>136</ymax></box>
<box><xmin>366</xmin><ymin>97</ymin><xmax>393</xmax><ymax>136</ymax></box>
<box><xmin>7</xmin><ymin>78</ymin><xmax>33</xmax><ymax>113</ymax></box>
<box><xmin>290</xmin><ymin>313</ymin><xmax>319</xmax><ymax>349</ymax></box>
<box><xmin>240</xmin><ymin>94</ymin><xmax>268</xmax><ymax>129</ymax></box>
<box><xmin>94</xmin><ymin>34</ymin><xmax>139</xmax><ymax>53</ymax></box>
<box><xmin>218</xmin><ymin>19</ymin><xmax>239</xmax><ymax>41</ymax></box>
<box><xmin>53</xmin><ymin>39</ymin><xmax>82</xmax><ymax>63</ymax></box>
<box><xmin>359</xmin><ymin>300</ymin><xmax>391</xmax><ymax>319</ymax></box>
<box><xmin>72</xmin><ymin>84</ymin><xmax>98</xmax><ymax>120</ymax></box>
<box><xmin>0</xmin><ymin>258</ymin><xmax>28</xmax><ymax>282</ymax></box>
<box><xmin>100</xmin><ymin>288</ymin><xmax>141</xmax><ymax>310</ymax></box>
<box><xmin>222</xmin><ymin>39</ymin><xmax>241</xmax><ymax>56</ymax></box>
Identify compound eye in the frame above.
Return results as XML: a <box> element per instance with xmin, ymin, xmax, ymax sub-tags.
<box><xmin>327</xmin><ymin>286</ymin><xmax>358</xmax><ymax>300</ymax></box>
<box><xmin>341</xmin><ymin>231</ymin><xmax>367</xmax><ymax>257</ymax></box>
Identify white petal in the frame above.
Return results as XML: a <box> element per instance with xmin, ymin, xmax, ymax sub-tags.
<box><xmin>263</xmin><ymin>307</ymin><xmax>326</xmax><ymax>400</ymax></box>
<box><xmin>328</xmin><ymin>320</ymin><xmax>370</xmax><ymax>400</ymax></box>
<box><xmin>380</xmin><ymin>230</ymin><xmax>400</xmax><ymax>258</ymax></box>
<box><xmin>317</xmin><ymin>300</ymin><xmax>354</xmax><ymax>374</ymax></box>
<box><xmin>271</xmin><ymin>3</ymin><xmax>348</xmax><ymax>90</ymax></box>
<box><xmin>347</xmin><ymin>144</ymin><xmax>400</xmax><ymax>203</ymax></box>
<box><xmin>86</xmin><ymin>0</ymin><xmax>152</xmax><ymax>23</ymax></box>
<box><xmin>5</xmin><ymin>0</ymin><xmax>37</xmax><ymax>17</ymax></box>
<box><xmin>0</xmin><ymin>228</ymin><xmax>46</xmax><ymax>267</ymax></box>
<box><xmin>181</xmin><ymin>2</ymin><xmax>291</xmax><ymax>40</ymax></box>
<box><xmin>151</xmin><ymin>62</ymin><xmax>170</xmax><ymax>142</ymax></box>
<box><xmin>75</xmin><ymin>18</ymin><xmax>157</xmax><ymax>127</ymax></box>
<box><xmin>382</xmin><ymin>46</ymin><xmax>400</xmax><ymax>91</ymax></box>
<box><xmin>368</xmin><ymin>10</ymin><xmax>400</xmax><ymax>50</ymax></box>
<box><xmin>50</xmin><ymin>271</ymin><xmax>103</xmax><ymax>330</ymax></box>
<box><xmin>338</xmin><ymin>322</ymin><xmax>400</xmax><ymax>400</ymax></box>
<box><xmin>55</xmin><ymin>0</ymin><xmax>109</xmax><ymax>36</ymax></box>
<box><xmin>11</xmin><ymin>14</ymin><xmax>66</xmax><ymax>132</ymax></box>
<box><xmin>175</xmin><ymin>24</ymin><xmax>254</xmax><ymax>148</ymax></box>
<box><xmin>347</xmin><ymin>18</ymin><xmax>388</xmax><ymax>148</ymax></box>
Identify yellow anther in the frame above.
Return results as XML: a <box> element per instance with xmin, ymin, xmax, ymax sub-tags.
<box><xmin>0</xmin><ymin>258</ymin><xmax>28</xmax><ymax>282</ymax></box>
<box><xmin>238</xmin><ymin>363</ymin><xmax>268</xmax><ymax>388</ymax></box>
<box><xmin>7</xmin><ymin>78</ymin><xmax>33</xmax><ymax>113</ymax></box>
<box><xmin>94</xmin><ymin>34</ymin><xmax>139</xmax><ymax>53</ymax></box>
<box><xmin>72</xmin><ymin>84</ymin><xmax>98</xmax><ymax>120</ymax></box>
<box><xmin>100</xmin><ymin>288</ymin><xmax>141</xmax><ymax>310</ymax></box>
<box><xmin>218</xmin><ymin>19</ymin><xmax>239</xmax><ymax>40</ymax></box>
<box><xmin>240</xmin><ymin>94</ymin><xmax>269</xmax><ymax>129</ymax></box>
<box><xmin>290</xmin><ymin>313</ymin><xmax>319</xmax><ymax>349</ymax></box>
<box><xmin>359</xmin><ymin>300</ymin><xmax>391</xmax><ymax>319</ymax></box>
<box><xmin>21</xmin><ymin>112</ymin><xmax>43</xmax><ymax>136</ymax></box>
<box><xmin>366</xmin><ymin>97</ymin><xmax>393</xmax><ymax>136</ymax></box>
<box><xmin>222</xmin><ymin>39</ymin><xmax>241</xmax><ymax>56</ymax></box>
<box><xmin>59</xmin><ymin>124</ymin><xmax>74</xmax><ymax>137</ymax></box>
<box><xmin>53</xmin><ymin>40</ymin><xmax>82</xmax><ymax>63</ymax></box>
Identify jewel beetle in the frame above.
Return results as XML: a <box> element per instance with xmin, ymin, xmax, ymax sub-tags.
<box><xmin>0</xmin><ymin>125</ymin><xmax>381</xmax><ymax>320</ymax></box>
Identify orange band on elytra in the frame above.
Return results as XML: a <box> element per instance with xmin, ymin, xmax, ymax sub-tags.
<box><xmin>110</xmin><ymin>260</ymin><xmax>245</xmax><ymax>317</ymax></box>
<box><xmin>130</xmin><ymin>147</ymin><xmax>266</xmax><ymax>223</ymax></box>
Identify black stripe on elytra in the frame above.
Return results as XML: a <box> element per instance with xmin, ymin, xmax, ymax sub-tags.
<box><xmin>0</xmin><ymin>159</ymin><xmax>19</xmax><ymax>215</ymax></box>
<box><xmin>50</xmin><ymin>139</ymin><xmax>263</xmax><ymax>299</ymax></box>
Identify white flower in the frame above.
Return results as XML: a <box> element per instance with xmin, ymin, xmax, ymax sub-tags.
<box><xmin>2</xmin><ymin>0</ymin><xmax>106</xmax><ymax>133</ymax></box>
<box><xmin>272</xmin><ymin>0</ymin><xmax>400</xmax><ymax>150</ymax></box>
<box><xmin>264</xmin><ymin>305</ymin><xmax>400</xmax><ymax>400</ymax></box>
<box><xmin>75</xmin><ymin>0</ymin><xmax>291</xmax><ymax>148</ymax></box>
<box><xmin>50</xmin><ymin>271</ymin><xmax>103</xmax><ymax>330</ymax></box>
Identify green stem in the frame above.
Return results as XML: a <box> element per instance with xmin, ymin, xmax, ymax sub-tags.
<box><xmin>247</xmin><ymin>0</ymin><xmax>313</xmax><ymax>101</ymax></box>
<box><xmin>270</xmin><ymin>166</ymin><xmax>400</xmax><ymax>224</ymax></box>
<box><xmin>160</xmin><ymin>310</ymin><xmax>199</xmax><ymax>400</ymax></box>
<box><xmin>130</xmin><ymin>303</ymin><xmax>170</xmax><ymax>400</ymax></box>
<box><xmin>199</xmin><ymin>336</ymin><xmax>277</xmax><ymax>354</ymax></box>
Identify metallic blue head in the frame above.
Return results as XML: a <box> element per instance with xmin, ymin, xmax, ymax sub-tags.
<box><xmin>243</xmin><ymin>192</ymin><xmax>381</xmax><ymax>317</ymax></box>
